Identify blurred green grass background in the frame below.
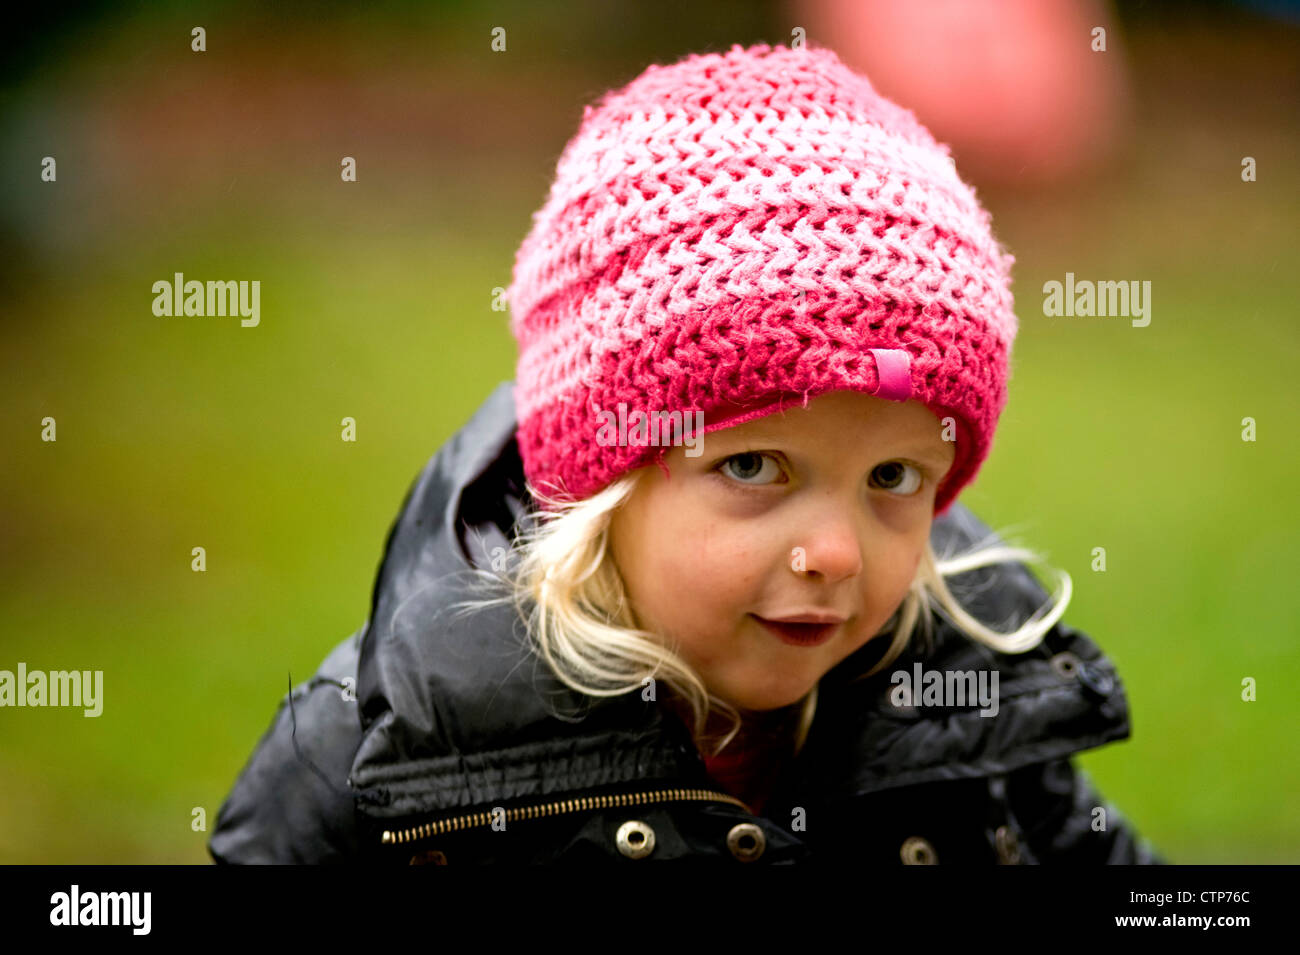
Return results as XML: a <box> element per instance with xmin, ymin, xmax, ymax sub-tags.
<box><xmin>1</xmin><ymin>1</ymin><xmax>1297</xmax><ymax>862</ymax></box>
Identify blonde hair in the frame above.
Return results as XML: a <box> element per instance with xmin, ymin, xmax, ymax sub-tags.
<box><xmin>452</xmin><ymin>468</ymin><xmax>1071</xmax><ymax>762</ymax></box>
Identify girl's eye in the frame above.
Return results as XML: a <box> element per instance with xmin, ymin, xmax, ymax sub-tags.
<box><xmin>871</xmin><ymin>461</ymin><xmax>924</xmax><ymax>496</ymax></box>
<box><xmin>718</xmin><ymin>452</ymin><xmax>784</xmax><ymax>485</ymax></box>
<box><xmin>715</xmin><ymin>455</ymin><xmax>926</xmax><ymax>494</ymax></box>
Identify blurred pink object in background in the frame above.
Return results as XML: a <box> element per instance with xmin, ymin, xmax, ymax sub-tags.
<box><xmin>792</xmin><ymin>0</ymin><xmax>1132</xmax><ymax>186</ymax></box>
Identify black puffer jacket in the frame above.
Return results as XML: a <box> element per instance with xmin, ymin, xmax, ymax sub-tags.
<box><xmin>209</xmin><ymin>381</ymin><xmax>1165</xmax><ymax>865</ymax></box>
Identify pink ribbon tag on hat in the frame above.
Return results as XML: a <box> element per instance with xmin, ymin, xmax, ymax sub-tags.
<box><xmin>869</xmin><ymin>348</ymin><xmax>912</xmax><ymax>401</ymax></box>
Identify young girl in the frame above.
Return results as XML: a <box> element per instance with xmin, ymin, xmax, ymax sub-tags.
<box><xmin>210</xmin><ymin>42</ymin><xmax>1164</xmax><ymax>865</ymax></box>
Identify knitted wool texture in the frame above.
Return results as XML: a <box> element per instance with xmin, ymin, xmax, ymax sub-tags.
<box><xmin>507</xmin><ymin>42</ymin><xmax>1017</xmax><ymax>516</ymax></box>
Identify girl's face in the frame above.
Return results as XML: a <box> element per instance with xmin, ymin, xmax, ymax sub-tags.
<box><xmin>608</xmin><ymin>390</ymin><xmax>955</xmax><ymax>714</ymax></box>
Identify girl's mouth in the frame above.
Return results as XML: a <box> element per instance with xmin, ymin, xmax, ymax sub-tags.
<box><xmin>750</xmin><ymin>614</ymin><xmax>840</xmax><ymax>647</ymax></box>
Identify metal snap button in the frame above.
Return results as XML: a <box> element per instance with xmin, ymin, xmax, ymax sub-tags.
<box><xmin>1049</xmin><ymin>651</ymin><xmax>1081</xmax><ymax>680</ymax></box>
<box><xmin>900</xmin><ymin>836</ymin><xmax>938</xmax><ymax>865</ymax></box>
<box><xmin>726</xmin><ymin>823</ymin><xmax>766</xmax><ymax>862</ymax></box>
<box><xmin>615</xmin><ymin>820</ymin><xmax>656</xmax><ymax>860</ymax></box>
<box><xmin>994</xmin><ymin>825</ymin><xmax>1021</xmax><ymax>865</ymax></box>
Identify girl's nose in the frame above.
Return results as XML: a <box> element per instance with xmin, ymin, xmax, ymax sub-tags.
<box><xmin>791</xmin><ymin>518</ymin><xmax>864</xmax><ymax>584</ymax></box>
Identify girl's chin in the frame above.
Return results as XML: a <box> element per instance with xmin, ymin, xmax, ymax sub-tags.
<box><xmin>722</xmin><ymin>683</ymin><xmax>816</xmax><ymax>715</ymax></box>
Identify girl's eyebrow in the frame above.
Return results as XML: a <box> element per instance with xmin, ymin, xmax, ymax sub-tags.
<box><xmin>904</xmin><ymin>452</ymin><xmax>956</xmax><ymax>475</ymax></box>
<box><xmin>710</xmin><ymin>430</ymin><xmax>952</xmax><ymax>466</ymax></box>
<box><xmin>710</xmin><ymin>428</ymin><xmax>784</xmax><ymax>445</ymax></box>
<box><xmin>900</xmin><ymin>442</ymin><xmax>956</xmax><ymax>468</ymax></box>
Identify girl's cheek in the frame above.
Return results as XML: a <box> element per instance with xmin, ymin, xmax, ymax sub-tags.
<box><xmin>697</xmin><ymin>529</ymin><xmax>765</xmax><ymax>591</ymax></box>
<box><xmin>868</xmin><ymin>551</ymin><xmax>919</xmax><ymax>613</ymax></box>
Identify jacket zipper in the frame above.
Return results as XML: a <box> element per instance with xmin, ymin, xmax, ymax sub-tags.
<box><xmin>380</xmin><ymin>786</ymin><xmax>753</xmax><ymax>846</ymax></box>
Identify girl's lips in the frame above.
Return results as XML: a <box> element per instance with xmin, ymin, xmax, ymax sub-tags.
<box><xmin>751</xmin><ymin>614</ymin><xmax>839</xmax><ymax>647</ymax></box>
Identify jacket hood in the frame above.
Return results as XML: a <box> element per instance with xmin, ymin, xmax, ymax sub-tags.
<box><xmin>348</xmin><ymin>382</ymin><xmax>1132</xmax><ymax>827</ymax></box>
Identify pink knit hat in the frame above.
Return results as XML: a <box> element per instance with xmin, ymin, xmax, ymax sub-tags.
<box><xmin>507</xmin><ymin>42</ymin><xmax>1017</xmax><ymax>517</ymax></box>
